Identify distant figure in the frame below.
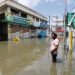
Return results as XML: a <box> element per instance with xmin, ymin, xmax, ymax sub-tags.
<box><xmin>50</xmin><ymin>32</ymin><xmax>59</xmax><ymax>63</ymax></box>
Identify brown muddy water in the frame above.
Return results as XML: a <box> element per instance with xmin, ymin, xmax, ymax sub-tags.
<box><xmin>0</xmin><ymin>38</ymin><xmax>75</xmax><ymax>75</ymax></box>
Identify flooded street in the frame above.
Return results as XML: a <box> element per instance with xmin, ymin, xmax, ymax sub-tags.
<box><xmin>0</xmin><ymin>0</ymin><xmax>75</xmax><ymax>75</ymax></box>
<box><xmin>0</xmin><ymin>38</ymin><xmax>75</xmax><ymax>75</ymax></box>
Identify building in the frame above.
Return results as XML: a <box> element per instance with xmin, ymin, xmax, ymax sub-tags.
<box><xmin>0</xmin><ymin>0</ymin><xmax>48</xmax><ymax>41</ymax></box>
<box><xmin>51</xmin><ymin>17</ymin><xmax>64</xmax><ymax>40</ymax></box>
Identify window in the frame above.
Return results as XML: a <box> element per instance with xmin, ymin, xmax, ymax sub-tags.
<box><xmin>33</xmin><ymin>16</ymin><xmax>35</xmax><ymax>20</ymax></box>
<box><xmin>11</xmin><ymin>8</ymin><xmax>19</xmax><ymax>15</ymax></box>
<box><xmin>36</xmin><ymin>18</ymin><xmax>39</xmax><ymax>22</ymax></box>
<box><xmin>21</xmin><ymin>12</ymin><xmax>27</xmax><ymax>18</ymax></box>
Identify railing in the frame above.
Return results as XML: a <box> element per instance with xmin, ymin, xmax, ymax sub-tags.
<box><xmin>4</xmin><ymin>14</ymin><xmax>33</xmax><ymax>26</ymax></box>
<box><xmin>1</xmin><ymin>14</ymin><xmax>48</xmax><ymax>28</ymax></box>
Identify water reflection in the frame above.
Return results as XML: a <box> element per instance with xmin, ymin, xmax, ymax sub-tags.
<box><xmin>50</xmin><ymin>63</ymin><xmax>57</xmax><ymax>75</ymax></box>
<box><xmin>61</xmin><ymin>51</ymin><xmax>73</xmax><ymax>75</ymax></box>
<box><xmin>66</xmin><ymin>52</ymin><xmax>72</xmax><ymax>75</ymax></box>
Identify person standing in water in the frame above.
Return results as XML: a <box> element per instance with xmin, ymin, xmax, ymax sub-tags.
<box><xmin>50</xmin><ymin>32</ymin><xmax>59</xmax><ymax>63</ymax></box>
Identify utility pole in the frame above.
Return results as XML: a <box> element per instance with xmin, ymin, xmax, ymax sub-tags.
<box><xmin>68</xmin><ymin>13</ymin><xmax>75</xmax><ymax>52</ymax></box>
<box><xmin>49</xmin><ymin>16</ymin><xmax>50</xmax><ymax>34</ymax></box>
<box><xmin>56</xmin><ymin>16</ymin><xmax>58</xmax><ymax>31</ymax></box>
<box><xmin>63</xmin><ymin>0</ymin><xmax>67</xmax><ymax>51</ymax></box>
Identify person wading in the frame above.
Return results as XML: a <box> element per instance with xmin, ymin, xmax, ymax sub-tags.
<box><xmin>50</xmin><ymin>32</ymin><xmax>59</xmax><ymax>63</ymax></box>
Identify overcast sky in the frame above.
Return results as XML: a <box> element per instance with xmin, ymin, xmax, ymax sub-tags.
<box><xmin>17</xmin><ymin>0</ymin><xmax>75</xmax><ymax>19</ymax></box>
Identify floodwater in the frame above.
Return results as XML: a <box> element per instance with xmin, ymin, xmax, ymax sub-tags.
<box><xmin>0</xmin><ymin>38</ymin><xmax>75</xmax><ymax>75</ymax></box>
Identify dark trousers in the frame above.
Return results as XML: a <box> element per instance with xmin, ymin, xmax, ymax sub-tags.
<box><xmin>51</xmin><ymin>53</ymin><xmax>57</xmax><ymax>63</ymax></box>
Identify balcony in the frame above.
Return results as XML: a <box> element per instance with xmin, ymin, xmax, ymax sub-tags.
<box><xmin>2</xmin><ymin>14</ymin><xmax>33</xmax><ymax>27</ymax></box>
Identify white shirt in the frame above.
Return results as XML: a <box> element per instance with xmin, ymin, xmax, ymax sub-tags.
<box><xmin>50</xmin><ymin>38</ymin><xmax>59</xmax><ymax>53</ymax></box>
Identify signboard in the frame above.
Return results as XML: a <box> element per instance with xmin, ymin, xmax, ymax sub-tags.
<box><xmin>66</xmin><ymin>13</ymin><xmax>75</xmax><ymax>28</ymax></box>
<box><xmin>67</xmin><ymin>13</ymin><xmax>74</xmax><ymax>24</ymax></box>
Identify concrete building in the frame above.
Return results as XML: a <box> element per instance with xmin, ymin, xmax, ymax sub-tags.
<box><xmin>51</xmin><ymin>18</ymin><xmax>64</xmax><ymax>40</ymax></box>
<box><xmin>0</xmin><ymin>0</ymin><xmax>48</xmax><ymax>41</ymax></box>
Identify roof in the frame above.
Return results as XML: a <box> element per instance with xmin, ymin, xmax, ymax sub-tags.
<box><xmin>0</xmin><ymin>0</ymin><xmax>47</xmax><ymax>21</ymax></box>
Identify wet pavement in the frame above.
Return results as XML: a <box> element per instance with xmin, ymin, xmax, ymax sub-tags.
<box><xmin>0</xmin><ymin>38</ymin><xmax>75</xmax><ymax>75</ymax></box>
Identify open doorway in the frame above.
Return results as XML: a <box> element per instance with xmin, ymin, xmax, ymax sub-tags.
<box><xmin>0</xmin><ymin>13</ymin><xmax>8</xmax><ymax>41</ymax></box>
<box><xmin>0</xmin><ymin>22</ymin><xmax>8</xmax><ymax>41</ymax></box>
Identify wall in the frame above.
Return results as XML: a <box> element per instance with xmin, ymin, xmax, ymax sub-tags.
<box><xmin>8</xmin><ymin>25</ymin><xmax>30</xmax><ymax>39</ymax></box>
<box><xmin>22</xmin><ymin>27</ymin><xmax>30</xmax><ymax>38</ymax></box>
